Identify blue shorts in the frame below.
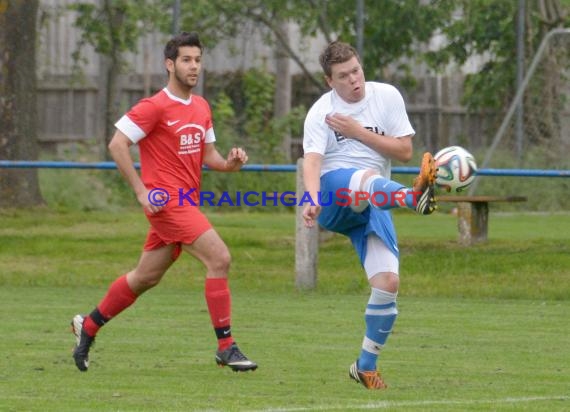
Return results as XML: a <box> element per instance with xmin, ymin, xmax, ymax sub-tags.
<box><xmin>318</xmin><ymin>168</ymin><xmax>399</xmax><ymax>264</ymax></box>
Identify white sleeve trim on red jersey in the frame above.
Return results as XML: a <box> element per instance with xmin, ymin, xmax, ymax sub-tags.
<box><xmin>205</xmin><ymin>128</ymin><xmax>216</xmax><ymax>144</ymax></box>
<box><xmin>115</xmin><ymin>115</ymin><xmax>147</xmax><ymax>144</ymax></box>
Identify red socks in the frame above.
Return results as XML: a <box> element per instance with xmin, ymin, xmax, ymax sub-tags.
<box><xmin>205</xmin><ymin>278</ymin><xmax>234</xmax><ymax>351</ymax></box>
<box><xmin>82</xmin><ymin>275</ymin><xmax>234</xmax><ymax>352</ymax></box>
<box><xmin>83</xmin><ymin>274</ymin><xmax>138</xmax><ymax>337</ymax></box>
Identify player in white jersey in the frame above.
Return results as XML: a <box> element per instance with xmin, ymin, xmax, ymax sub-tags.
<box><xmin>302</xmin><ymin>41</ymin><xmax>437</xmax><ymax>389</ymax></box>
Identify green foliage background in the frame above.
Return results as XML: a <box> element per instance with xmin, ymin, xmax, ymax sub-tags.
<box><xmin>34</xmin><ymin>1</ymin><xmax>570</xmax><ymax>212</ymax></box>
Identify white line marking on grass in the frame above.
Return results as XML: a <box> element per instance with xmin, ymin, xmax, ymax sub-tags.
<box><xmin>257</xmin><ymin>395</ymin><xmax>569</xmax><ymax>412</ymax></box>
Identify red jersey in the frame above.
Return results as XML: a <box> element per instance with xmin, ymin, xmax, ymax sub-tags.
<box><xmin>115</xmin><ymin>88</ymin><xmax>216</xmax><ymax>203</ymax></box>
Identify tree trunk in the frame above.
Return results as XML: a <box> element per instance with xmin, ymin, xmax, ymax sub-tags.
<box><xmin>101</xmin><ymin>0</ymin><xmax>124</xmax><ymax>160</ymax></box>
<box><xmin>274</xmin><ymin>21</ymin><xmax>292</xmax><ymax>162</ymax></box>
<box><xmin>0</xmin><ymin>0</ymin><xmax>44</xmax><ymax>208</ymax></box>
<box><xmin>104</xmin><ymin>54</ymin><xmax>119</xmax><ymax>160</ymax></box>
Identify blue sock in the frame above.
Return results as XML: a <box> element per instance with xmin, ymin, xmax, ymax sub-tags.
<box><xmin>358</xmin><ymin>288</ymin><xmax>398</xmax><ymax>371</ymax></box>
<box><xmin>365</xmin><ymin>176</ymin><xmax>412</xmax><ymax>210</ymax></box>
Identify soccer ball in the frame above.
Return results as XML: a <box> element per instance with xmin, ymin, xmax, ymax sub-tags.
<box><xmin>434</xmin><ymin>146</ymin><xmax>478</xmax><ymax>192</ymax></box>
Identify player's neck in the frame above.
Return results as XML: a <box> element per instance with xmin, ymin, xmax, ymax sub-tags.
<box><xmin>166</xmin><ymin>82</ymin><xmax>193</xmax><ymax>101</ymax></box>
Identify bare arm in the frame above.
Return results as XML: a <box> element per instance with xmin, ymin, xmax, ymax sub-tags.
<box><xmin>302</xmin><ymin>152</ymin><xmax>323</xmax><ymax>228</ymax></box>
<box><xmin>203</xmin><ymin>143</ymin><xmax>248</xmax><ymax>172</ymax></box>
<box><xmin>325</xmin><ymin>113</ymin><xmax>413</xmax><ymax>162</ymax></box>
<box><xmin>108</xmin><ymin>130</ymin><xmax>162</xmax><ymax>214</ymax></box>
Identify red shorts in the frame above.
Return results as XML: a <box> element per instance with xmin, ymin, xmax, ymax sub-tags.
<box><xmin>143</xmin><ymin>204</ymin><xmax>212</xmax><ymax>260</ymax></box>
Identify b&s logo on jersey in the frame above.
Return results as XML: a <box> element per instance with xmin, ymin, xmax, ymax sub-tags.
<box><xmin>176</xmin><ymin>123</ymin><xmax>205</xmax><ymax>155</ymax></box>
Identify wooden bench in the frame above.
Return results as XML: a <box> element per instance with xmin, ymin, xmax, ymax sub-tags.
<box><xmin>437</xmin><ymin>195</ymin><xmax>528</xmax><ymax>246</ymax></box>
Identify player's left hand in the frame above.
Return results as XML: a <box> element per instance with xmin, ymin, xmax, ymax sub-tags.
<box><xmin>325</xmin><ymin>113</ymin><xmax>363</xmax><ymax>139</ymax></box>
<box><xmin>225</xmin><ymin>147</ymin><xmax>248</xmax><ymax>171</ymax></box>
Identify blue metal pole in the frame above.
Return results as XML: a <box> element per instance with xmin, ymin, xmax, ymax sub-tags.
<box><xmin>1</xmin><ymin>161</ymin><xmax>570</xmax><ymax>177</ymax></box>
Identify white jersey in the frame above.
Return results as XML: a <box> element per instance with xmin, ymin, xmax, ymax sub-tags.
<box><xmin>303</xmin><ymin>82</ymin><xmax>415</xmax><ymax>179</ymax></box>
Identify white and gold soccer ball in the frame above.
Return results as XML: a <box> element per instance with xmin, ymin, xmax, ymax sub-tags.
<box><xmin>434</xmin><ymin>146</ymin><xmax>478</xmax><ymax>193</ymax></box>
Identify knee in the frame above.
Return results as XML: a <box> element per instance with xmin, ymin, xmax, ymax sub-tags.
<box><xmin>207</xmin><ymin>249</ymin><xmax>231</xmax><ymax>275</ymax></box>
<box><xmin>360</xmin><ymin>169</ymin><xmax>380</xmax><ymax>191</ymax></box>
<box><xmin>349</xmin><ymin>169</ymin><xmax>380</xmax><ymax>212</ymax></box>
<box><xmin>385</xmin><ymin>273</ymin><xmax>400</xmax><ymax>292</ymax></box>
<box><xmin>138</xmin><ymin>277</ymin><xmax>161</xmax><ymax>290</ymax></box>
<box><xmin>369</xmin><ymin>272</ymin><xmax>400</xmax><ymax>293</ymax></box>
<box><xmin>128</xmin><ymin>270</ymin><xmax>162</xmax><ymax>294</ymax></box>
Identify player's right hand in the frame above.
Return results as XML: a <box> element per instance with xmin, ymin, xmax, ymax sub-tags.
<box><xmin>138</xmin><ymin>189</ymin><xmax>166</xmax><ymax>215</ymax></box>
<box><xmin>302</xmin><ymin>204</ymin><xmax>321</xmax><ymax>228</ymax></box>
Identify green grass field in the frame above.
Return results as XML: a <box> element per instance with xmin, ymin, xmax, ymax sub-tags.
<box><xmin>1</xmin><ymin>209</ymin><xmax>569</xmax><ymax>411</ymax></box>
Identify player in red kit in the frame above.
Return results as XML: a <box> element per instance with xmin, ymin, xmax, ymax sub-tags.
<box><xmin>71</xmin><ymin>32</ymin><xmax>257</xmax><ymax>372</ymax></box>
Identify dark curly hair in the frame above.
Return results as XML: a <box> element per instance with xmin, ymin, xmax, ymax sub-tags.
<box><xmin>164</xmin><ymin>31</ymin><xmax>203</xmax><ymax>62</ymax></box>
